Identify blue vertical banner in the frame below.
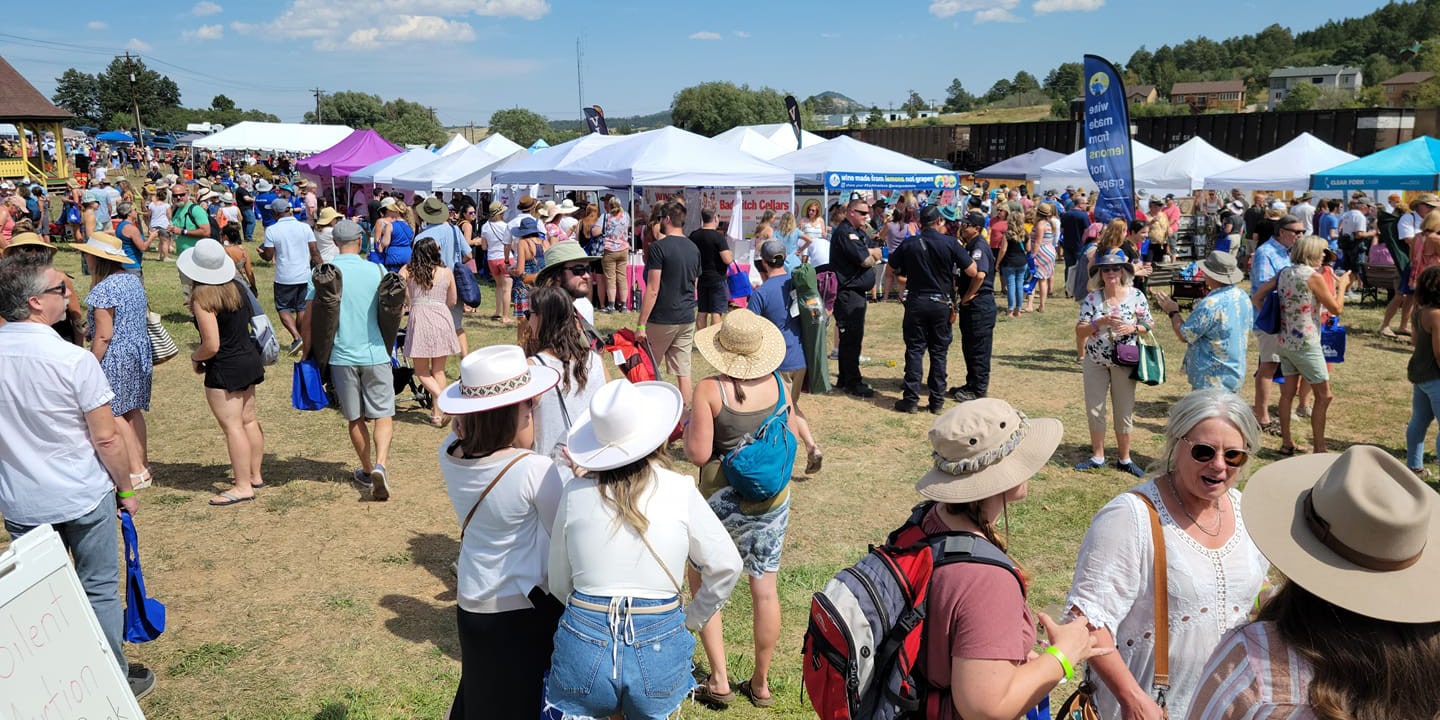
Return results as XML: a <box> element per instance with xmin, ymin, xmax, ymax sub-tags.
<box><xmin>1083</xmin><ymin>54</ymin><xmax>1135</xmax><ymax>221</ymax></box>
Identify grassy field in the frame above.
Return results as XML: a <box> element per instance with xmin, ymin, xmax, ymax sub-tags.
<box><xmin>2</xmin><ymin>232</ymin><xmax>1427</xmax><ymax>719</ymax></box>
<box><xmin>887</xmin><ymin>105</ymin><xmax>1057</xmax><ymax>128</ymax></box>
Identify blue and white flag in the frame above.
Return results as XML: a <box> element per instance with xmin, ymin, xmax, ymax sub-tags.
<box><xmin>1083</xmin><ymin>54</ymin><xmax>1135</xmax><ymax>221</ymax></box>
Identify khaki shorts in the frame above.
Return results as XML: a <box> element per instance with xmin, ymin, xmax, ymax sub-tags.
<box><xmin>1278</xmin><ymin>345</ymin><xmax>1330</xmax><ymax>384</ymax></box>
<box><xmin>647</xmin><ymin>322</ymin><xmax>694</xmax><ymax>379</ymax></box>
<box><xmin>1254</xmin><ymin>331</ymin><xmax>1281</xmax><ymax>365</ymax></box>
<box><xmin>780</xmin><ymin>368</ymin><xmax>806</xmax><ymax>403</ymax></box>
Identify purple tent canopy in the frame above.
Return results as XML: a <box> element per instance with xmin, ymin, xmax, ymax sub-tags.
<box><xmin>296</xmin><ymin>129</ymin><xmax>404</xmax><ymax>180</ymax></box>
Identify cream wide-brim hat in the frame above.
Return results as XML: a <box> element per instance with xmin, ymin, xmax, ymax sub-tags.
<box><xmin>74</xmin><ymin>232</ymin><xmax>133</xmax><ymax>265</ymax></box>
<box><xmin>694</xmin><ymin>308</ymin><xmax>786</xmax><ymax>381</ymax></box>
<box><xmin>915</xmin><ymin>399</ymin><xmax>1063</xmax><ymax>504</ymax></box>
<box><xmin>566</xmin><ymin>380</ymin><xmax>684</xmax><ymax>472</ymax></box>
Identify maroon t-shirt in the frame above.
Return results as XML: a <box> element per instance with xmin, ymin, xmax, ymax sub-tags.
<box><xmin>918</xmin><ymin>506</ymin><xmax>1035</xmax><ymax>720</ymax></box>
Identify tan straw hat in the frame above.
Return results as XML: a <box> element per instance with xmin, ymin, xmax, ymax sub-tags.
<box><xmin>694</xmin><ymin>308</ymin><xmax>786</xmax><ymax>380</ymax></box>
<box><xmin>3</xmin><ymin>232</ymin><xmax>50</xmax><ymax>255</ymax></box>
<box><xmin>314</xmin><ymin>207</ymin><xmax>343</xmax><ymax>227</ymax></box>
<box><xmin>74</xmin><ymin>232</ymin><xmax>133</xmax><ymax>265</ymax></box>
<box><xmin>914</xmin><ymin>399</ymin><xmax>1062</xmax><ymax>504</ymax></box>
<box><xmin>1245</xmin><ymin>445</ymin><xmax>1440</xmax><ymax>623</ymax></box>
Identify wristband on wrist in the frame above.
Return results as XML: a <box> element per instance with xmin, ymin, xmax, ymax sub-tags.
<box><xmin>1044</xmin><ymin>645</ymin><xmax>1075</xmax><ymax>683</ymax></box>
<box><xmin>1168</xmin><ymin>309</ymin><xmax>1181</xmax><ymax>318</ymax></box>
<box><xmin>117</xmin><ymin>489</ymin><xmax>136</xmax><ymax>498</ymax></box>
<box><xmin>636</xmin><ymin>323</ymin><xmax>646</xmax><ymax>330</ymax></box>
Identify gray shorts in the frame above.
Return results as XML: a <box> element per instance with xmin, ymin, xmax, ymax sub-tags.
<box><xmin>450</xmin><ymin>302</ymin><xmax>463</xmax><ymax>330</ymax></box>
<box><xmin>331</xmin><ymin>363</ymin><xmax>395</xmax><ymax>421</ymax></box>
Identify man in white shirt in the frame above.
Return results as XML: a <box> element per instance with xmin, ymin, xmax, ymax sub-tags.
<box><xmin>1338</xmin><ymin>197</ymin><xmax>1374</xmax><ymax>289</ymax></box>
<box><xmin>1290</xmin><ymin>192</ymin><xmax>1316</xmax><ymax>234</ymax></box>
<box><xmin>0</xmin><ymin>253</ymin><xmax>154</xmax><ymax>699</ymax></box>
<box><xmin>259</xmin><ymin>198</ymin><xmax>319</xmax><ymax>352</ymax></box>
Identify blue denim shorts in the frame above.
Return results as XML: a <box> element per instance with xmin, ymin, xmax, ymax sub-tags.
<box><xmin>544</xmin><ymin>591</ymin><xmax>694</xmax><ymax>720</ymax></box>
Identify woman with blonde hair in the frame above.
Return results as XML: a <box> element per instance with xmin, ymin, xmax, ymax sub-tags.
<box><xmin>772</xmin><ymin>211</ymin><xmax>801</xmax><ymax>273</ymax></box>
<box><xmin>797</xmin><ymin>199</ymin><xmax>826</xmax><ymax>259</ymax></box>
<box><xmin>376</xmin><ymin>197</ymin><xmax>414</xmax><ymax>273</ymax></box>
<box><xmin>546</xmin><ymin>379</ymin><xmax>741</xmax><ymax>719</ymax></box>
<box><xmin>178</xmin><ymin>238</ymin><xmax>266</xmax><ymax>506</ymax></box>
<box><xmin>1252</xmin><ymin>235</ymin><xmax>1349</xmax><ymax>455</ymax></box>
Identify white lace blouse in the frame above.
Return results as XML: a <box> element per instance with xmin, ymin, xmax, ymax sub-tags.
<box><xmin>1066</xmin><ymin>480</ymin><xmax>1269</xmax><ymax>720</ymax></box>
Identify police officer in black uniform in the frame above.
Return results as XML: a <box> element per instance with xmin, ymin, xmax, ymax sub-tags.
<box><xmin>829</xmin><ymin>198</ymin><xmax>882</xmax><ymax>397</ymax></box>
<box><xmin>950</xmin><ymin>210</ymin><xmax>998</xmax><ymax>402</ymax></box>
<box><xmin>889</xmin><ymin>205</ymin><xmax>977</xmax><ymax>414</ymax></box>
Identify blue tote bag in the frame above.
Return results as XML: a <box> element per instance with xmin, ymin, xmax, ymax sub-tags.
<box><xmin>122</xmin><ymin>511</ymin><xmax>166</xmax><ymax>643</ymax></box>
<box><xmin>292</xmin><ymin>357</ymin><xmax>330</xmax><ymax>411</ymax></box>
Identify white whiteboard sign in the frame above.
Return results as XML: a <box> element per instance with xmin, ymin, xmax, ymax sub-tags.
<box><xmin>0</xmin><ymin>524</ymin><xmax>145</xmax><ymax>720</ymax></box>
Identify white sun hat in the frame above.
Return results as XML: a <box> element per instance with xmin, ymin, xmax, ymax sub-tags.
<box><xmin>437</xmin><ymin>345</ymin><xmax>559</xmax><ymax>416</ymax></box>
<box><xmin>176</xmin><ymin>238</ymin><xmax>236</xmax><ymax>285</ymax></box>
<box><xmin>566</xmin><ymin>379</ymin><xmax>684</xmax><ymax>471</ymax></box>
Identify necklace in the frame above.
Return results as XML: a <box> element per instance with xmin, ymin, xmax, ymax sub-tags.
<box><xmin>1167</xmin><ymin>474</ymin><xmax>1222</xmax><ymax>537</ymax></box>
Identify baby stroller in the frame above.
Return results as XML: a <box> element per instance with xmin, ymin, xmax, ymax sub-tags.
<box><xmin>391</xmin><ymin>326</ymin><xmax>432</xmax><ymax>410</ymax></box>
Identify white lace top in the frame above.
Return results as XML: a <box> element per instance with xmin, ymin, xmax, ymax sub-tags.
<box><xmin>1065</xmin><ymin>479</ymin><xmax>1269</xmax><ymax>720</ymax></box>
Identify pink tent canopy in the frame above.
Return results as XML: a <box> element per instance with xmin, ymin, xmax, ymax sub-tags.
<box><xmin>296</xmin><ymin>129</ymin><xmax>404</xmax><ymax>180</ymax></box>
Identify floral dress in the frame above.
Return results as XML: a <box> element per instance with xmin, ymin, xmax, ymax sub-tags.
<box><xmin>511</xmin><ymin>238</ymin><xmax>543</xmax><ymax>318</ymax></box>
<box><xmin>1077</xmin><ymin>287</ymin><xmax>1154</xmax><ymax>367</ymax></box>
<box><xmin>86</xmin><ymin>273</ymin><xmax>153</xmax><ymax>415</ymax></box>
<box><xmin>1031</xmin><ymin>217</ymin><xmax>1057</xmax><ymax>279</ymax></box>
<box><xmin>1278</xmin><ymin>264</ymin><xmax>1320</xmax><ymax>352</ymax></box>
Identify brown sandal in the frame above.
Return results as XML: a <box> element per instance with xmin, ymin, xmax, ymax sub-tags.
<box><xmin>737</xmin><ymin>679</ymin><xmax>775</xmax><ymax>708</ymax></box>
<box><xmin>692</xmin><ymin>677</ymin><xmax>735</xmax><ymax>709</ymax></box>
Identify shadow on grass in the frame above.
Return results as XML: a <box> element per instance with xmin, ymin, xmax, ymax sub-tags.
<box><xmin>314</xmin><ymin>703</ymin><xmax>349</xmax><ymax>720</ymax></box>
<box><xmin>995</xmin><ymin>347</ymin><xmax>1081</xmax><ymax>374</ymax></box>
<box><xmin>378</xmin><ymin>593</ymin><xmax>461</xmax><ymax>661</ymax></box>
<box><xmin>408</xmin><ymin>532</ymin><xmax>460</xmax><ymax>600</ymax></box>
<box><xmin>160</xmin><ymin>311</ymin><xmax>192</xmax><ymax>326</ymax></box>
<box><xmin>149</xmin><ymin>454</ymin><xmax>351</xmax><ymax>494</ymax></box>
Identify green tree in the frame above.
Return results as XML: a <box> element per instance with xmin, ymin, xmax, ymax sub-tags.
<box><xmin>902</xmin><ymin>90</ymin><xmax>927</xmax><ymax>119</ymax></box>
<box><xmin>983</xmin><ymin>78</ymin><xmax>1013</xmax><ymax>103</ymax></box>
<box><xmin>1043</xmin><ymin>62</ymin><xmax>1083</xmax><ymax>100</ymax></box>
<box><xmin>51</xmin><ymin>68</ymin><xmax>100</xmax><ymax>126</ymax></box>
<box><xmin>375</xmin><ymin>98</ymin><xmax>446</xmax><ymax>146</ymax></box>
<box><xmin>942</xmin><ymin>79</ymin><xmax>975</xmax><ymax>113</ymax></box>
<box><xmin>865</xmin><ymin>106</ymin><xmax>889</xmax><ymax>128</ymax></box>
<box><xmin>488</xmin><ymin>108</ymin><xmax>552</xmax><ymax>147</ymax></box>
<box><xmin>305</xmin><ymin>90</ymin><xmax>386</xmax><ymax>127</ymax></box>
<box><xmin>95</xmin><ymin>57</ymin><xmax>180</xmax><ymax>128</ymax></box>
<box><xmin>1277</xmin><ymin>83</ymin><xmax>1319</xmax><ymax>111</ymax></box>
<box><xmin>1010</xmin><ymin>71</ymin><xmax>1041</xmax><ymax>96</ymax></box>
<box><xmin>210</xmin><ymin>94</ymin><xmax>236</xmax><ymax>112</ymax></box>
<box><xmin>669</xmin><ymin>81</ymin><xmax>789</xmax><ymax>136</ymax></box>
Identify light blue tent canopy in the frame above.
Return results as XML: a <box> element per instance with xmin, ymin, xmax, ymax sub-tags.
<box><xmin>974</xmin><ymin>148</ymin><xmax>1066</xmax><ymax>181</ymax></box>
<box><xmin>528</xmin><ymin>138</ymin><xmax>550</xmax><ymax>152</ymax></box>
<box><xmin>1311</xmin><ymin>136</ymin><xmax>1440</xmax><ymax>191</ymax></box>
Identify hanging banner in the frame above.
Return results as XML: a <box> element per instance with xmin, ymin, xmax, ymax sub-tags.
<box><xmin>583</xmin><ymin>105</ymin><xmax>609</xmax><ymax>135</ymax></box>
<box><xmin>824</xmin><ymin>171</ymin><xmax>959</xmax><ymax>192</ymax></box>
<box><xmin>1083</xmin><ymin>54</ymin><xmax>1135</xmax><ymax>221</ymax></box>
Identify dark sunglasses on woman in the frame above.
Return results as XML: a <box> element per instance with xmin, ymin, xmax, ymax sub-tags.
<box><xmin>1181</xmin><ymin>436</ymin><xmax>1249</xmax><ymax>467</ymax></box>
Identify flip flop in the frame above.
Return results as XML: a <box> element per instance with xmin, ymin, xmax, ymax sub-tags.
<box><xmin>691</xmin><ymin>678</ymin><xmax>735</xmax><ymax>709</ymax></box>
<box><xmin>209</xmin><ymin>491</ymin><xmax>254</xmax><ymax>507</ymax></box>
<box><xmin>1381</xmin><ymin>327</ymin><xmax>1399</xmax><ymax>339</ymax></box>
<box><xmin>737</xmin><ymin>679</ymin><xmax>775</xmax><ymax>709</ymax></box>
<box><xmin>251</xmin><ymin>481</ymin><xmax>267</xmax><ymax>490</ymax></box>
<box><xmin>1261</xmin><ymin>419</ymin><xmax>1282</xmax><ymax>437</ymax></box>
<box><xmin>1277</xmin><ymin>445</ymin><xmax>1303</xmax><ymax>457</ymax></box>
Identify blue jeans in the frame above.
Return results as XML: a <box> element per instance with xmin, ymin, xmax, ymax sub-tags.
<box><xmin>242</xmin><ymin>208</ymin><xmax>257</xmax><ymax>243</ymax></box>
<box><xmin>545</xmin><ymin>591</ymin><xmax>694</xmax><ymax>720</ymax></box>
<box><xmin>4</xmin><ymin>491</ymin><xmax>126</xmax><ymax>676</ymax></box>
<box><xmin>1001</xmin><ymin>265</ymin><xmax>1027</xmax><ymax>311</ymax></box>
<box><xmin>1406</xmin><ymin>379</ymin><xmax>1440</xmax><ymax>468</ymax></box>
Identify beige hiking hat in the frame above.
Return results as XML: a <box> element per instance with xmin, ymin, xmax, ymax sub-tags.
<box><xmin>915</xmin><ymin>399</ymin><xmax>1062</xmax><ymax>504</ymax></box>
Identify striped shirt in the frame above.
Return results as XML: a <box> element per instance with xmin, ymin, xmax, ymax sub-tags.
<box><xmin>1185</xmin><ymin>622</ymin><xmax>1316</xmax><ymax>720</ymax></box>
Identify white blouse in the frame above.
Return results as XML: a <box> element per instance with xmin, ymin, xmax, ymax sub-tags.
<box><xmin>1066</xmin><ymin>480</ymin><xmax>1269</xmax><ymax>720</ymax></box>
<box><xmin>548</xmin><ymin>465</ymin><xmax>741</xmax><ymax>631</ymax></box>
<box><xmin>439</xmin><ymin>445</ymin><xmax>563</xmax><ymax>614</ymax></box>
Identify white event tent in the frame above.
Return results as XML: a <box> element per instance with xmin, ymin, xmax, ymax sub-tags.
<box><xmin>1133</xmin><ymin>136</ymin><xmax>1244</xmax><ymax>192</ymax></box>
<box><xmin>350</xmin><ymin>148</ymin><xmax>439</xmax><ymax>185</ymax></box>
<box><xmin>191</xmin><ymin>121</ymin><xmax>353</xmax><ymax>154</ymax></box>
<box><xmin>712</xmin><ymin>127</ymin><xmax>791</xmax><ymax>160</ymax></box>
<box><xmin>1203</xmin><ymin>132</ymin><xmax>1358</xmax><ymax>192</ymax></box>
<box><xmin>770</xmin><ymin>135</ymin><xmax>957</xmax><ymax>184</ymax></box>
<box><xmin>731</xmin><ymin>123</ymin><xmax>828</xmax><ymax>152</ymax></box>
<box><xmin>491</xmin><ymin>132</ymin><xmax>633</xmax><ymax>185</ymax></box>
<box><xmin>435</xmin><ymin>133</ymin><xmax>471</xmax><ymax>156</ymax></box>
<box><xmin>1035</xmin><ymin>140</ymin><xmax>1163</xmax><ymax>192</ymax></box>
<box><xmin>391</xmin><ymin>144</ymin><xmax>505</xmax><ymax>192</ymax></box>
<box><xmin>501</xmin><ymin>126</ymin><xmax>793</xmax><ymax>188</ymax></box>
<box><xmin>474</xmin><ymin>133</ymin><xmax>524</xmax><ymax>157</ymax></box>
<box><xmin>447</xmin><ymin>150</ymin><xmax>529</xmax><ymax>192</ymax></box>
<box><xmin>974</xmin><ymin>148</ymin><xmax>1067</xmax><ymax>181</ymax></box>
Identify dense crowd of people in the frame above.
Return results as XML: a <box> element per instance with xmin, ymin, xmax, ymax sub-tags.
<box><xmin>2</xmin><ymin>156</ymin><xmax>1440</xmax><ymax>720</ymax></box>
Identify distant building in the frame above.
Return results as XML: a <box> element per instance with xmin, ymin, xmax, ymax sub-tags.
<box><xmin>1169</xmin><ymin>80</ymin><xmax>1246</xmax><ymax>112</ymax></box>
<box><xmin>817</xmin><ymin>109</ymin><xmax>938</xmax><ymax>128</ymax></box>
<box><xmin>1267</xmin><ymin>65</ymin><xmax>1363</xmax><ymax>110</ymax></box>
<box><xmin>1127</xmin><ymin>84</ymin><xmax>1157</xmax><ymax>105</ymax></box>
<box><xmin>1380</xmin><ymin>71</ymin><xmax>1434</xmax><ymax>105</ymax></box>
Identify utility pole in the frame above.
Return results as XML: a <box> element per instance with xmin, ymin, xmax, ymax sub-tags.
<box><xmin>428</xmin><ymin>106</ymin><xmax>438</xmax><ymax>124</ymax></box>
<box><xmin>576</xmin><ymin>37</ymin><xmax>584</xmax><ymax>116</ymax></box>
<box><xmin>312</xmin><ymin>87</ymin><xmax>324</xmax><ymax>123</ymax></box>
<box><xmin>124</xmin><ymin>52</ymin><xmax>145</xmax><ymax>149</ymax></box>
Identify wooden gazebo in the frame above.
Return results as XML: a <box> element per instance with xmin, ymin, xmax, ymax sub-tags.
<box><xmin>0</xmin><ymin>55</ymin><xmax>72</xmax><ymax>185</ymax></box>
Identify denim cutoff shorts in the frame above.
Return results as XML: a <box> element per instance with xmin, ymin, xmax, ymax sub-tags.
<box><xmin>544</xmin><ymin>591</ymin><xmax>694</xmax><ymax>720</ymax></box>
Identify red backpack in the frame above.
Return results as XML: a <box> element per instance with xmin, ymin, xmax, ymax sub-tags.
<box><xmin>604</xmin><ymin>328</ymin><xmax>657</xmax><ymax>383</ymax></box>
<box><xmin>803</xmin><ymin>502</ymin><xmax>1024</xmax><ymax>720</ymax></box>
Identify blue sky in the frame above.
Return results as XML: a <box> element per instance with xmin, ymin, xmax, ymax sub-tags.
<box><xmin>3</xmin><ymin>0</ymin><xmax>1398</xmax><ymax>127</ymax></box>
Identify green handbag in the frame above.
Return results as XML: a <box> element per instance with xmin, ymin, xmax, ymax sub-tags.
<box><xmin>1130</xmin><ymin>331</ymin><xmax>1166</xmax><ymax>387</ymax></box>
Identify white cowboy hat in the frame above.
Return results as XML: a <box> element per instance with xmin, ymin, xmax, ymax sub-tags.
<box><xmin>437</xmin><ymin>345</ymin><xmax>559</xmax><ymax>416</ymax></box>
<box><xmin>176</xmin><ymin>237</ymin><xmax>237</xmax><ymax>285</ymax></box>
<box><xmin>566</xmin><ymin>379</ymin><xmax>684</xmax><ymax>471</ymax></box>
<box><xmin>74</xmin><ymin>232</ymin><xmax>132</xmax><ymax>265</ymax></box>
<box><xmin>554</xmin><ymin>198</ymin><xmax>579</xmax><ymax>215</ymax></box>
<box><xmin>1245</xmin><ymin>445</ymin><xmax>1440</xmax><ymax>623</ymax></box>
<box><xmin>914</xmin><ymin>399</ymin><xmax>1063</xmax><ymax>504</ymax></box>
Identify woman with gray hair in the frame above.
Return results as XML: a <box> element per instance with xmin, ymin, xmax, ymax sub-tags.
<box><xmin>113</xmin><ymin>201</ymin><xmax>151</xmax><ymax>279</ymax></box>
<box><xmin>1067</xmin><ymin>389</ymin><xmax>1269</xmax><ymax>720</ymax></box>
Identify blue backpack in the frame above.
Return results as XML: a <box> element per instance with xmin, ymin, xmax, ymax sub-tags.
<box><xmin>720</xmin><ymin>372</ymin><xmax>796</xmax><ymax>501</ymax></box>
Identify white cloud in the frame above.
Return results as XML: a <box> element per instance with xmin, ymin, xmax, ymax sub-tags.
<box><xmin>975</xmin><ymin>7</ymin><xmax>1022</xmax><ymax>22</ymax></box>
<box><xmin>1033</xmin><ymin>0</ymin><xmax>1103</xmax><ymax>13</ymax></box>
<box><xmin>184</xmin><ymin>24</ymin><xmax>225</xmax><ymax>41</ymax></box>
<box><xmin>125</xmin><ymin>38</ymin><xmax>151</xmax><ymax>52</ymax></box>
<box><xmin>192</xmin><ymin>1</ymin><xmax>223</xmax><ymax>15</ymax></box>
<box><xmin>86</xmin><ymin>20</ymin><xmax>108</xmax><ymax>30</ymax></box>
<box><xmin>733</xmin><ymin>30</ymin><xmax>750</xmax><ymax>38</ymax></box>
<box><xmin>689</xmin><ymin>31</ymin><xmax>721</xmax><ymax>40</ymax></box>
<box><xmin>928</xmin><ymin>0</ymin><xmax>1002</xmax><ymax>18</ymax></box>
<box><xmin>244</xmin><ymin>0</ymin><xmax>549</xmax><ymax>49</ymax></box>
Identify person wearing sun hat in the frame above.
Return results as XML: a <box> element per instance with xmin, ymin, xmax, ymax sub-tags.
<box><xmin>1074</xmin><ymin>248</ymin><xmax>1155</xmax><ymax>477</ymax></box>
<box><xmin>478</xmin><ymin>200</ymin><xmax>515</xmax><ymax>323</ymax></box>
<box><xmin>1152</xmin><ymin>250</ymin><xmax>1253</xmax><ymax>392</ymax></box>
<box><xmin>1187</xmin><ymin>445</ymin><xmax>1440</xmax><ymax>719</ymax></box>
<box><xmin>683</xmin><ymin>307</ymin><xmax>796</xmax><ymax>708</ymax></box>
<box><xmin>413</xmin><ymin>195</ymin><xmax>474</xmax><ymax>353</ymax></box>
<box><xmin>536</xmin><ymin>239</ymin><xmax>601</xmax><ymax>328</ymax></box>
<box><xmin>177</xmin><ymin>238</ymin><xmax>268</xmax><ymax>508</ymax></box>
<box><xmin>906</xmin><ymin>399</ymin><xmax>1108</xmax><ymax>720</ymax></box>
<box><xmin>435</xmin><ymin>344</ymin><xmax>564</xmax><ymax>720</ymax></box>
<box><xmin>311</xmin><ymin>206</ymin><xmax>344</xmax><ymax>263</ymax></box>
<box><xmin>545</xmin><ymin>378</ymin><xmax>741</xmax><ymax>718</ymax></box>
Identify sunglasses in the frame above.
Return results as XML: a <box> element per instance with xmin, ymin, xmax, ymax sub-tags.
<box><xmin>1100</xmin><ymin>266</ymin><xmax>1124</xmax><ymax>273</ymax></box>
<box><xmin>853</xmin><ymin>209</ymin><xmax>870</xmax><ymax>216</ymax></box>
<box><xmin>562</xmin><ymin>264</ymin><xmax>590</xmax><ymax>276</ymax></box>
<box><xmin>1180</xmin><ymin>436</ymin><xmax>1249</xmax><ymax>468</ymax></box>
<box><xmin>36</xmin><ymin>282</ymin><xmax>66</xmax><ymax>297</ymax></box>
<box><xmin>1281</xmin><ymin>226</ymin><xmax>1305</xmax><ymax>233</ymax></box>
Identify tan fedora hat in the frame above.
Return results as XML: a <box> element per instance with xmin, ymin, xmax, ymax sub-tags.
<box><xmin>1198</xmin><ymin>250</ymin><xmax>1243</xmax><ymax>285</ymax></box>
<box><xmin>1245</xmin><ymin>445</ymin><xmax>1440</xmax><ymax>623</ymax></box>
<box><xmin>694</xmin><ymin>308</ymin><xmax>786</xmax><ymax>381</ymax></box>
<box><xmin>914</xmin><ymin>399</ymin><xmax>1062</xmax><ymax>504</ymax></box>
<box><xmin>74</xmin><ymin>232</ymin><xmax>133</xmax><ymax>265</ymax></box>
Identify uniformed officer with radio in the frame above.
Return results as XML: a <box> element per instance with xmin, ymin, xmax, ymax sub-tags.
<box><xmin>950</xmin><ymin>210</ymin><xmax>998</xmax><ymax>402</ymax></box>
<box><xmin>830</xmin><ymin>198</ymin><xmax>882</xmax><ymax>397</ymax></box>
<box><xmin>889</xmin><ymin>205</ymin><xmax>977</xmax><ymax>414</ymax></box>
